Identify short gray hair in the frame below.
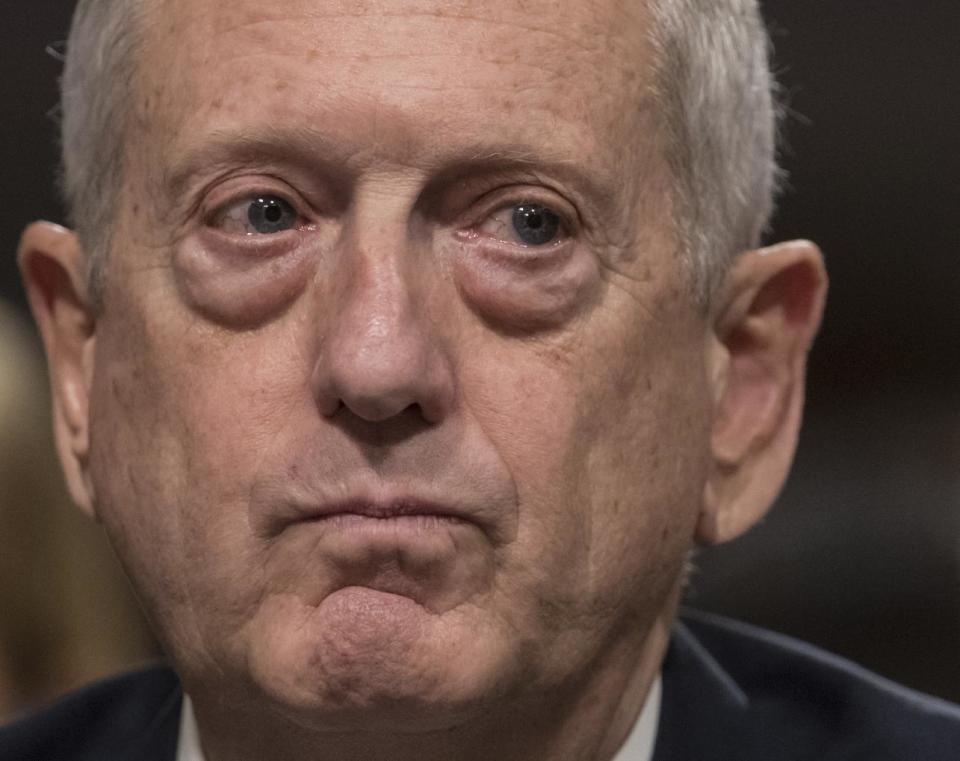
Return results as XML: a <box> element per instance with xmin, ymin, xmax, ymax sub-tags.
<box><xmin>649</xmin><ymin>0</ymin><xmax>781</xmax><ymax>303</ymax></box>
<box><xmin>59</xmin><ymin>0</ymin><xmax>778</xmax><ymax>306</ymax></box>
<box><xmin>59</xmin><ymin>0</ymin><xmax>144</xmax><ymax>304</ymax></box>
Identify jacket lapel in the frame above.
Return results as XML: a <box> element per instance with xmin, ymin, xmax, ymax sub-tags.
<box><xmin>117</xmin><ymin>678</ymin><xmax>182</xmax><ymax>761</ymax></box>
<box><xmin>652</xmin><ymin>621</ymin><xmax>753</xmax><ymax>761</ymax></box>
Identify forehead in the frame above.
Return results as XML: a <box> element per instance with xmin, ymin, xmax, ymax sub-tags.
<box><xmin>137</xmin><ymin>0</ymin><xmax>658</xmax><ymax>175</ymax></box>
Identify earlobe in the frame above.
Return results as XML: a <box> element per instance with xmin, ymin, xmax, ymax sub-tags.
<box><xmin>18</xmin><ymin>221</ymin><xmax>99</xmax><ymax>518</ymax></box>
<box><xmin>697</xmin><ymin>240</ymin><xmax>827</xmax><ymax>546</ymax></box>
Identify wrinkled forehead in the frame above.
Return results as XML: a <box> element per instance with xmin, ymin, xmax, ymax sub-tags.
<box><xmin>135</xmin><ymin>0</ymin><xmax>660</xmax><ymax>177</ymax></box>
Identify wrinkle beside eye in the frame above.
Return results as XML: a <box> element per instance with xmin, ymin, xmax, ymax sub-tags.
<box><xmin>595</xmin><ymin>257</ymin><xmax>670</xmax><ymax>324</ymax></box>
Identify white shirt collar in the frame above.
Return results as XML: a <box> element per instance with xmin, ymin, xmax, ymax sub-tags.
<box><xmin>176</xmin><ymin>676</ymin><xmax>661</xmax><ymax>761</ymax></box>
<box><xmin>174</xmin><ymin>695</ymin><xmax>204</xmax><ymax>761</ymax></box>
<box><xmin>611</xmin><ymin>676</ymin><xmax>662</xmax><ymax>761</ymax></box>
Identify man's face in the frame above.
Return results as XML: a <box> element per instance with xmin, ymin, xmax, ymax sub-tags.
<box><xmin>88</xmin><ymin>0</ymin><xmax>711</xmax><ymax>728</ymax></box>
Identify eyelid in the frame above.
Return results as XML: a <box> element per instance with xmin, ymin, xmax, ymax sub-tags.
<box><xmin>477</xmin><ymin>204</ymin><xmax>567</xmax><ymax>245</ymax></box>
<box><xmin>465</xmin><ymin>185</ymin><xmax>580</xmax><ymax>232</ymax></box>
<box><xmin>466</xmin><ymin>192</ymin><xmax>578</xmax><ymax>248</ymax></box>
<box><xmin>200</xmin><ymin>177</ymin><xmax>316</xmax><ymax>230</ymax></box>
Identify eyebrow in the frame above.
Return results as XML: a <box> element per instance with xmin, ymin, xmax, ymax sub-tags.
<box><xmin>163</xmin><ymin>126</ymin><xmax>355</xmax><ymax>196</ymax></box>
<box><xmin>161</xmin><ymin>125</ymin><xmax>622</xmax><ymax>211</ymax></box>
<box><xmin>425</xmin><ymin>145</ymin><xmax>622</xmax><ymax>212</ymax></box>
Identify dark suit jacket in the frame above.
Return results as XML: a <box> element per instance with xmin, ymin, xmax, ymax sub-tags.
<box><xmin>3</xmin><ymin>610</ymin><xmax>959</xmax><ymax>760</ymax></box>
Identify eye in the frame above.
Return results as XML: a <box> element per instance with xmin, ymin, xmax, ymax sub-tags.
<box><xmin>215</xmin><ymin>195</ymin><xmax>300</xmax><ymax>235</ymax></box>
<box><xmin>478</xmin><ymin>203</ymin><xmax>565</xmax><ymax>246</ymax></box>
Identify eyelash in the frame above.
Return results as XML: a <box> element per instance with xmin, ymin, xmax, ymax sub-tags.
<box><xmin>476</xmin><ymin>204</ymin><xmax>569</xmax><ymax>245</ymax></box>
<box><xmin>206</xmin><ymin>192</ymin><xmax>310</xmax><ymax>232</ymax></box>
<box><xmin>460</xmin><ymin>187</ymin><xmax>577</xmax><ymax>237</ymax></box>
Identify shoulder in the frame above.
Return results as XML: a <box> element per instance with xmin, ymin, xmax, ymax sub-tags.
<box><xmin>0</xmin><ymin>665</ymin><xmax>181</xmax><ymax>761</ymax></box>
<box><xmin>657</xmin><ymin>609</ymin><xmax>960</xmax><ymax>761</ymax></box>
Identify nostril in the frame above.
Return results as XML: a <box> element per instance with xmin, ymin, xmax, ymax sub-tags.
<box><xmin>324</xmin><ymin>402</ymin><xmax>439</xmax><ymax>448</ymax></box>
<box><xmin>317</xmin><ymin>398</ymin><xmax>344</xmax><ymax>418</ymax></box>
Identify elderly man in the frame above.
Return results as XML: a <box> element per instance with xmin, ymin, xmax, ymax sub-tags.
<box><xmin>4</xmin><ymin>0</ymin><xmax>960</xmax><ymax>758</ymax></box>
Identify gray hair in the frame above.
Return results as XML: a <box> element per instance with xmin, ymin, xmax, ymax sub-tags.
<box><xmin>59</xmin><ymin>0</ymin><xmax>145</xmax><ymax>304</ymax></box>
<box><xmin>59</xmin><ymin>0</ymin><xmax>778</xmax><ymax>306</ymax></box>
<box><xmin>649</xmin><ymin>0</ymin><xmax>781</xmax><ymax>303</ymax></box>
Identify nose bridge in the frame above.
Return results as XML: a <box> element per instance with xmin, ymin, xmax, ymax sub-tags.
<box><xmin>313</xmin><ymin>213</ymin><xmax>452</xmax><ymax>424</ymax></box>
<box><xmin>340</xmin><ymin>250</ymin><xmax>417</xmax><ymax>370</ymax></box>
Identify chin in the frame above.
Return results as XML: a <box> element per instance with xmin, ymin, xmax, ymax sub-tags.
<box><xmin>243</xmin><ymin>586</ymin><xmax>518</xmax><ymax>731</ymax></box>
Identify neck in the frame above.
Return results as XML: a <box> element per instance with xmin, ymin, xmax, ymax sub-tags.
<box><xmin>191</xmin><ymin>604</ymin><xmax>676</xmax><ymax>761</ymax></box>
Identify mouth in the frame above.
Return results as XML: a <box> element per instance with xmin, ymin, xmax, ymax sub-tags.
<box><xmin>272</xmin><ymin>497</ymin><xmax>483</xmax><ymax>537</ymax></box>
<box><xmin>305</xmin><ymin>501</ymin><xmax>470</xmax><ymax>532</ymax></box>
<box><xmin>312</xmin><ymin>499</ymin><xmax>469</xmax><ymax>521</ymax></box>
<box><xmin>305</xmin><ymin>513</ymin><xmax>468</xmax><ymax>541</ymax></box>
<box><xmin>260</xmin><ymin>493</ymin><xmax>502</xmax><ymax>611</ymax></box>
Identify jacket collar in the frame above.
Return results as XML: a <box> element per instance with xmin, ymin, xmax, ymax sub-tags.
<box><xmin>652</xmin><ymin>620</ymin><xmax>751</xmax><ymax>761</ymax></box>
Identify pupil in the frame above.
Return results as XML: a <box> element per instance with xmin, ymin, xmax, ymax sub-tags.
<box><xmin>264</xmin><ymin>203</ymin><xmax>282</xmax><ymax>223</ymax></box>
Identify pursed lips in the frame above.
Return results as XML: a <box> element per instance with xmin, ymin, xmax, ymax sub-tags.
<box><xmin>254</xmin><ymin>481</ymin><xmax>513</xmax><ymax>545</ymax></box>
<box><xmin>278</xmin><ymin>497</ymin><xmax>482</xmax><ymax>537</ymax></box>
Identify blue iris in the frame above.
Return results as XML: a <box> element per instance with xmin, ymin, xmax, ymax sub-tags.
<box><xmin>247</xmin><ymin>196</ymin><xmax>297</xmax><ymax>234</ymax></box>
<box><xmin>511</xmin><ymin>204</ymin><xmax>561</xmax><ymax>245</ymax></box>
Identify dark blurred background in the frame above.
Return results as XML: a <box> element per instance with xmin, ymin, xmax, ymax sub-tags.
<box><xmin>1</xmin><ymin>0</ymin><xmax>958</xmax><ymax>711</ymax></box>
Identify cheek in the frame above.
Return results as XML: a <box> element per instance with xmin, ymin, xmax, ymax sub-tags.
<box><xmin>462</xmin><ymin>290</ymin><xmax>711</xmax><ymax>615</ymax></box>
<box><xmin>576</xmin><ymin>318</ymin><xmax>712</xmax><ymax>603</ymax></box>
<box><xmin>458</xmin><ymin>339</ymin><xmax>597</xmax><ymax>601</ymax></box>
<box><xmin>87</xmin><ymin>292</ymin><xmax>308</xmax><ymax>648</ymax></box>
<box><xmin>584</xmin><ymin>358</ymin><xmax>710</xmax><ymax>582</ymax></box>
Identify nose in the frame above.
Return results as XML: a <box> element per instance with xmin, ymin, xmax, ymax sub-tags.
<box><xmin>312</xmin><ymin>247</ymin><xmax>454</xmax><ymax>425</ymax></box>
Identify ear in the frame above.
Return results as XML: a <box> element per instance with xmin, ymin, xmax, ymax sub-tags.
<box><xmin>697</xmin><ymin>240</ymin><xmax>827</xmax><ymax>546</ymax></box>
<box><xmin>18</xmin><ymin>221</ymin><xmax>98</xmax><ymax>518</ymax></box>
